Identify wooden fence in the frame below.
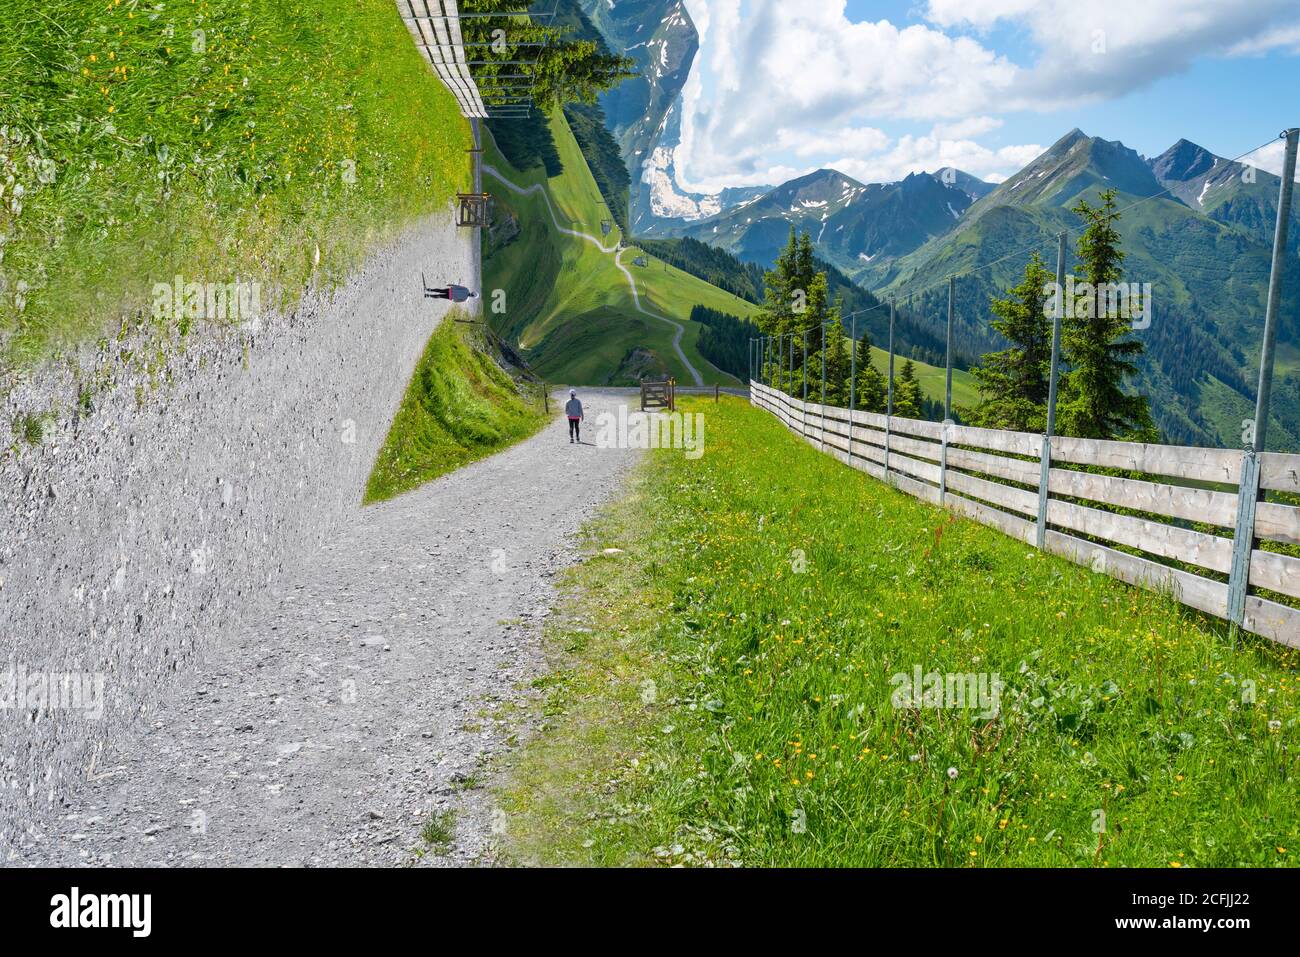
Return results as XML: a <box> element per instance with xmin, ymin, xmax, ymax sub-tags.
<box><xmin>641</xmin><ymin>379</ymin><xmax>676</xmax><ymax>413</ymax></box>
<box><xmin>750</xmin><ymin>381</ymin><xmax>1300</xmax><ymax>647</ymax></box>
<box><xmin>398</xmin><ymin>0</ymin><xmax>489</xmax><ymax>119</ymax></box>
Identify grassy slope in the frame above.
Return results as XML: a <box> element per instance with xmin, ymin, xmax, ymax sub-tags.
<box><xmin>765</xmin><ymin>344</ymin><xmax>979</xmax><ymax>413</ymax></box>
<box><xmin>1198</xmin><ymin>374</ymin><xmax>1299</xmax><ymax>451</ymax></box>
<box><xmin>501</xmin><ymin>396</ymin><xmax>1299</xmax><ymax>867</ymax></box>
<box><xmin>1</xmin><ymin>0</ymin><xmax>470</xmax><ymax>367</ymax></box>
<box><xmin>869</xmin><ymin>345</ymin><xmax>979</xmax><ymax>410</ymax></box>
<box><xmin>364</xmin><ymin>316</ymin><xmax>548</xmax><ymax>504</ymax></box>
<box><xmin>483</xmin><ymin>111</ymin><xmax>755</xmax><ymax>387</ymax></box>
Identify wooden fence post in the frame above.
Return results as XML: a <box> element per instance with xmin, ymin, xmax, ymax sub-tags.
<box><xmin>1035</xmin><ymin>434</ymin><xmax>1052</xmax><ymax>549</ymax></box>
<box><xmin>1227</xmin><ymin>449</ymin><xmax>1261</xmax><ymax>630</ymax></box>
<box><xmin>939</xmin><ymin>419</ymin><xmax>951</xmax><ymax>505</ymax></box>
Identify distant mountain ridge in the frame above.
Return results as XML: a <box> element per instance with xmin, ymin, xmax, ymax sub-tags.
<box><xmin>662</xmin><ymin>166</ymin><xmax>985</xmax><ymax>274</ymax></box>
<box><xmin>1148</xmin><ymin>137</ymin><xmax>1300</xmax><ymax>252</ymax></box>
<box><xmin>854</xmin><ymin>129</ymin><xmax>1300</xmax><ymax>448</ymax></box>
<box><xmin>578</xmin><ymin>0</ymin><xmax>767</xmax><ymax>232</ymax></box>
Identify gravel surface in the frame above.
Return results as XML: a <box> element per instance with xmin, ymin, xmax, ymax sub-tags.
<box><xmin>8</xmin><ymin>393</ymin><xmax>639</xmax><ymax>867</ymax></box>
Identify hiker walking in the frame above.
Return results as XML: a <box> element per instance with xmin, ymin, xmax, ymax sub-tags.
<box><xmin>565</xmin><ymin>389</ymin><xmax>584</xmax><ymax>444</ymax></box>
<box><xmin>425</xmin><ymin>283</ymin><xmax>477</xmax><ymax>302</ymax></box>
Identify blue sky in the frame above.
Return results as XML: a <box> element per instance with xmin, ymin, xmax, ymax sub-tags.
<box><xmin>673</xmin><ymin>0</ymin><xmax>1300</xmax><ymax>192</ymax></box>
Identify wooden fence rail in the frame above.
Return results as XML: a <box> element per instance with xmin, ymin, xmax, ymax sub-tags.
<box><xmin>749</xmin><ymin>380</ymin><xmax>1300</xmax><ymax>647</ymax></box>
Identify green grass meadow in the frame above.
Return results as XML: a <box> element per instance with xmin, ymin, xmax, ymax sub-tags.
<box><xmin>0</xmin><ymin>0</ymin><xmax>471</xmax><ymax>367</ymax></box>
<box><xmin>482</xmin><ymin>110</ymin><xmax>755</xmax><ymax>387</ymax></box>
<box><xmin>364</xmin><ymin>316</ymin><xmax>549</xmax><ymax>504</ymax></box>
<box><xmin>500</xmin><ymin>396</ymin><xmax>1300</xmax><ymax>867</ymax></box>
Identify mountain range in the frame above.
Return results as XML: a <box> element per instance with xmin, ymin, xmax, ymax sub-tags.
<box><xmin>661</xmin><ymin>167</ymin><xmax>984</xmax><ymax>275</ymax></box>
<box><xmin>563</xmin><ymin>2</ymin><xmax>1298</xmax><ymax>449</ymax></box>
<box><xmin>579</xmin><ymin>0</ymin><xmax>770</xmax><ymax>231</ymax></box>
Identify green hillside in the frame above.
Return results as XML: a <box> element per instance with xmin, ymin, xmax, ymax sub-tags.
<box><xmin>1</xmin><ymin>0</ymin><xmax>471</xmax><ymax>368</ymax></box>
<box><xmin>483</xmin><ymin>109</ymin><xmax>758</xmax><ymax>387</ymax></box>
<box><xmin>765</xmin><ymin>341</ymin><xmax>978</xmax><ymax>412</ymax></box>
<box><xmin>870</xmin><ymin>346</ymin><xmax>979</xmax><ymax>410</ymax></box>
<box><xmin>364</xmin><ymin>315</ymin><xmax>548</xmax><ymax>504</ymax></box>
<box><xmin>858</xmin><ymin>131</ymin><xmax>1300</xmax><ymax>448</ymax></box>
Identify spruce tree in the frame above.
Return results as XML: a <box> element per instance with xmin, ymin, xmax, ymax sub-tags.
<box><xmin>854</xmin><ymin>332</ymin><xmax>887</xmax><ymax>414</ymax></box>
<box><xmin>762</xmin><ymin>228</ymin><xmax>837</xmax><ymax>387</ymax></box>
<box><xmin>820</xmin><ymin>317</ymin><xmax>852</xmax><ymax>407</ymax></box>
<box><xmin>463</xmin><ymin>1</ymin><xmax>636</xmax><ymax>110</ymax></box>
<box><xmin>760</xmin><ymin>227</ymin><xmax>800</xmax><ymax>337</ymax></box>
<box><xmin>894</xmin><ymin>359</ymin><xmax>924</xmax><ymax>418</ymax></box>
<box><xmin>1057</xmin><ymin>188</ymin><xmax>1155</xmax><ymax>440</ymax></box>
<box><xmin>965</xmin><ymin>252</ymin><xmax>1054</xmax><ymax>431</ymax></box>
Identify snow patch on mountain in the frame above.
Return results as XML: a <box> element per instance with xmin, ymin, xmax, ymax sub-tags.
<box><xmin>641</xmin><ymin>146</ymin><xmax>722</xmax><ymax>220</ymax></box>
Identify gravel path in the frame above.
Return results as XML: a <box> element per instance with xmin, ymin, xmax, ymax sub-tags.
<box><xmin>8</xmin><ymin>392</ymin><xmax>639</xmax><ymax>867</ymax></box>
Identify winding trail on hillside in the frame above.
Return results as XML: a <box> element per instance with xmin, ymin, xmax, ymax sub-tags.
<box><xmin>11</xmin><ymin>393</ymin><xmax>640</xmax><ymax>867</ymax></box>
<box><xmin>483</xmin><ymin>163</ymin><xmax>705</xmax><ymax>386</ymax></box>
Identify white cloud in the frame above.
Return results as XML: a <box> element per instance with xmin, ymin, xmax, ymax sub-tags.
<box><xmin>775</xmin><ymin>127</ymin><xmax>892</xmax><ymax>159</ymax></box>
<box><xmin>1241</xmin><ymin>138</ymin><xmax>1300</xmax><ymax>182</ymax></box>
<box><xmin>825</xmin><ymin>128</ymin><xmax>1041</xmax><ymax>186</ymax></box>
<box><xmin>675</xmin><ymin>0</ymin><xmax>1019</xmax><ymax>193</ymax></box>
<box><xmin>925</xmin><ymin>0</ymin><xmax>1300</xmax><ymax>106</ymax></box>
<box><xmin>1226</xmin><ymin>22</ymin><xmax>1300</xmax><ymax>57</ymax></box>
<box><xmin>669</xmin><ymin>0</ymin><xmax>1299</xmax><ymax>198</ymax></box>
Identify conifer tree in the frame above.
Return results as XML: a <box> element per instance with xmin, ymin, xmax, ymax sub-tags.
<box><xmin>853</xmin><ymin>332</ymin><xmax>887</xmax><ymax>414</ymax></box>
<box><xmin>820</xmin><ymin>317</ymin><xmax>852</xmax><ymax>407</ymax></box>
<box><xmin>893</xmin><ymin>359</ymin><xmax>924</xmax><ymax>418</ymax></box>
<box><xmin>1057</xmin><ymin>188</ymin><xmax>1155</xmax><ymax>440</ymax></box>
<box><xmin>965</xmin><ymin>252</ymin><xmax>1054</xmax><ymax>431</ymax></box>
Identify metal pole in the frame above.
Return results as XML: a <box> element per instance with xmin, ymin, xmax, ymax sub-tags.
<box><xmin>774</xmin><ymin>335</ymin><xmax>785</xmax><ymax>397</ymax></box>
<box><xmin>945</xmin><ymin>277</ymin><xmax>955</xmax><ymax>422</ymax></box>
<box><xmin>1038</xmin><ymin>231</ymin><xmax>1068</xmax><ymax>549</ymax></box>
<box><xmin>941</xmin><ymin>281</ymin><xmax>955</xmax><ymax>504</ymax></box>
<box><xmin>802</xmin><ymin>330</ymin><xmax>809</xmax><ymax>436</ymax></box>
<box><xmin>1046</xmin><ymin>232</ymin><xmax>1066</xmax><ymax>437</ymax></box>
<box><xmin>1227</xmin><ymin>127</ymin><xmax>1298</xmax><ymax>630</ymax></box>
<box><xmin>821</xmin><ymin>322</ymin><xmax>827</xmax><ymax>450</ymax></box>
<box><xmin>789</xmin><ymin>334</ymin><xmax>795</xmax><ymax>399</ymax></box>
<box><xmin>1250</xmin><ymin>127</ymin><xmax>1298</xmax><ymax>456</ymax></box>
<box><xmin>849</xmin><ymin>314</ymin><xmax>857</xmax><ymax>465</ymax></box>
<box><xmin>887</xmin><ymin>297</ymin><xmax>898</xmax><ymax>479</ymax></box>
